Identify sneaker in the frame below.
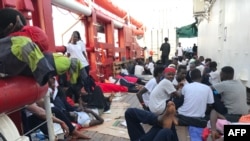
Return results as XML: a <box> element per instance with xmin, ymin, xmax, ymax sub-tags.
<box><xmin>103</xmin><ymin>109</ymin><xmax>111</xmax><ymax>114</ymax></box>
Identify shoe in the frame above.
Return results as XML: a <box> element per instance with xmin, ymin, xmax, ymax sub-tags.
<box><xmin>103</xmin><ymin>109</ymin><xmax>111</xmax><ymax>114</ymax></box>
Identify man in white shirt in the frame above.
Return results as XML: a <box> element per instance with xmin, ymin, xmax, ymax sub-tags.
<box><xmin>176</xmin><ymin>69</ymin><xmax>214</xmax><ymax>127</ymax></box>
<box><xmin>147</xmin><ymin>57</ymin><xmax>155</xmax><ymax>75</ymax></box>
<box><xmin>176</xmin><ymin>42</ymin><xmax>183</xmax><ymax>60</ymax></box>
<box><xmin>195</xmin><ymin>60</ymin><xmax>205</xmax><ymax>76</ymax></box>
<box><xmin>172</xmin><ymin>65</ymin><xmax>189</xmax><ymax>109</ymax></box>
<box><xmin>134</xmin><ymin>60</ymin><xmax>145</xmax><ymax>75</ymax></box>
<box><xmin>136</xmin><ymin>66</ymin><xmax>165</xmax><ymax>110</ymax></box>
<box><xmin>148</xmin><ymin>67</ymin><xmax>180</xmax><ymax>115</ymax></box>
<box><xmin>172</xmin><ymin>65</ymin><xmax>189</xmax><ymax>89</ymax></box>
<box><xmin>121</xmin><ymin>63</ymin><xmax>129</xmax><ymax>75</ymax></box>
<box><xmin>208</xmin><ymin>61</ymin><xmax>220</xmax><ymax>85</ymax></box>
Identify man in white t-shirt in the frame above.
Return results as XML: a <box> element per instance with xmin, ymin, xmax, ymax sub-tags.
<box><xmin>176</xmin><ymin>42</ymin><xmax>183</xmax><ymax>60</ymax></box>
<box><xmin>176</xmin><ymin>69</ymin><xmax>214</xmax><ymax>128</ymax></box>
<box><xmin>148</xmin><ymin>67</ymin><xmax>180</xmax><ymax>115</ymax></box>
<box><xmin>136</xmin><ymin>66</ymin><xmax>165</xmax><ymax>110</ymax></box>
<box><xmin>134</xmin><ymin>60</ymin><xmax>145</xmax><ymax>75</ymax></box>
<box><xmin>208</xmin><ymin>61</ymin><xmax>220</xmax><ymax>85</ymax></box>
<box><xmin>121</xmin><ymin>63</ymin><xmax>129</xmax><ymax>75</ymax></box>
<box><xmin>147</xmin><ymin>57</ymin><xmax>155</xmax><ymax>75</ymax></box>
<box><xmin>171</xmin><ymin>65</ymin><xmax>189</xmax><ymax>109</ymax></box>
<box><xmin>172</xmin><ymin>65</ymin><xmax>189</xmax><ymax>89</ymax></box>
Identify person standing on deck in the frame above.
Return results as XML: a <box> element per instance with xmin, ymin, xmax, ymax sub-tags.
<box><xmin>160</xmin><ymin>37</ymin><xmax>171</xmax><ymax>66</ymax></box>
<box><xmin>66</xmin><ymin>31</ymin><xmax>90</xmax><ymax>75</ymax></box>
<box><xmin>176</xmin><ymin>42</ymin><xmax>183</xmax><ymax>61</ymax></box>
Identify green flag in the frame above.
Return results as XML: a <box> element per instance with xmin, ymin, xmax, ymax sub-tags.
<box><xmin>176</xmin><ymin>18</ymin><xmax>198</xmax><ymax>38</ymax></box>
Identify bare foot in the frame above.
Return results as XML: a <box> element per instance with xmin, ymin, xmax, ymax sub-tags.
<box><xmin>159</xmin><ymin>101</ymin><xmax>177</xmax><ymax>128</ymax></box>
<box><xmin>72</xmin><ymin>130</ymin><xmax>91</xmax><ymax>140</ymax></box>
<box><xmin>211</xmin><ymin>130</ymin><xmax>220</xmax><ymax>141</ymax></box>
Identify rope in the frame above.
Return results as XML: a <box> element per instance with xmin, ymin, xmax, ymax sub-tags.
<box><xmin>4</xmin><ymin>106</ymin><xmax>27</xmax><ymax>116</ymax></box>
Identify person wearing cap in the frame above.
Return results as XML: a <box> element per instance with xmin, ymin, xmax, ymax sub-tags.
<box><xmin>148</xmin><ymin>67</ymin><xmax>181</xmax><ymax>115</ymax></box>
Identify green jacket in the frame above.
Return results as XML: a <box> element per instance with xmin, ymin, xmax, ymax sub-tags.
<box><xmin>0</xmin><ymin>36</ymin><xmax>55</xmax><ymax>86</ymax></box>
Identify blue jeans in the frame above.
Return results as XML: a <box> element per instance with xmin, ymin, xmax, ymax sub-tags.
<box><xmin>125</xmin><ymin>108</ymin><xmax>178</xmax><ymax>141</ymax></box>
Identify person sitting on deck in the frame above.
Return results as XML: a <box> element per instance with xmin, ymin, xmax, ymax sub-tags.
<box><xmin>136</xmin><ymin>65</ymin><xmax>165</xmax><ymax>111</ymax></box>
<box><xmin>171</xmin><ymin>65</ymin><xmax>188</xmax><ymax>109</ymax></box>
<box><xmin>125</xmin><ymin>101</ymin><xmax>178</xmax><ymax>141</ymax></box>
<box><xmin>57</xmin><ymin>73</ymin><xmax>114</xmax><ymax>114</ymax></box>
<box><xmin>108</xmin><ymin>75</ymin><xmax>144</xmax><ymax>93</ymax></box>
<box><xmin>23</xmin><ymin>101</ymin><xmax>90</xmax><ymax>140</ymax></box>
<box><xmin>134</xmin><ymin>60</ymin><xmax>145</xmax><ymax>76</ymax></box>
<box><xmin>48</xmin><ymin>77</ymin><xmax>104</xmax><ymax>128</ymax></box>
<box><xmin>208</xmin><ymin>61</ymin><xmax>221</xmax><ymax>85</ymax></box>
<box><xmin>209</xmin><ymin>66</ymin><xmax>249</xmax><ymax>140</ymax></box>
<box><xmin>79</xmin><ymin>85</ymin><xmax>114</xmax><ymax>114</ymax></box>
<box><xmin>121</xmin><ymin>63</ymin><xmax>129</xmax><ymax>75</ymax></box>
<box><xmin>176</xmin><ymin>69</ymin><xmax>214</xmax><ymax>128</ymax></box>
<box><xmin>172</xmin><ymin>65</ymin><xmax>189</xmax><ymax>89</ymax></box>
<box><xmin>186</xmin><ymin>62</ymin><xmax>196</xmax><ymax>83</ymax></box>
<box><xmin>148</xmin><ymin>67</ymin><xmax>181</xmax><ymax>115</ymax></box>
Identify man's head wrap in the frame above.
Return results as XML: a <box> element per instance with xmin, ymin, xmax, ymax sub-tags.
<box><xmin>164</xmin><ymin>67</ymin><xmax>176</xmax><ymax>74</ymax></box>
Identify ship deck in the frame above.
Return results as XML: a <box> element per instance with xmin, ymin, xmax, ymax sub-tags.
<box><xmin>73</xmin><ymin>93</ymin><xmax>217</xmax><ymax>141</ymax></box>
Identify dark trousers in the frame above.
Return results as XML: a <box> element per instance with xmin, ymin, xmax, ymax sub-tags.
<box><xmin>176</xmin><ymin>114</ymin><xmax>208</xmax><ymax>128</ymax></box>
<box><xmin>79</xmin><ymin>68</ymin><xmax>95</xmax><ymax>94</ymax></box>
<box><xmin>161</xmin><ymin>55</ymin><xmax>169</xmax><ymax>65</ymax></box>
<box><xmin>125</xmin><ymin>108</ymin><xmax>178</xmax><ymax>141</ymax></box>
<box><xmin>23</xmin><ymin>107</ymin><xmax>75</xmax><ymax>136</ymax></box>
<box><xmin>81</xmin><ymin>86</ymin><xmax>111</xmax><ymax>111</ymax></box>
<box><xmin>119</xmin><ymin>78</ymin><xmax>139</xmax><ymax>93</ymax></box>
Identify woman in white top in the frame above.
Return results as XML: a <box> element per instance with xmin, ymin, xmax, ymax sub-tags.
<box><xmin>66</xmin><ymin>31</ymin><xmax>90</xmax><ymax>74</ymax></box>
<box><xmin>66</xmin><ymin>31</ymin><xmax>96</xmax><ymax>94</ymax></box>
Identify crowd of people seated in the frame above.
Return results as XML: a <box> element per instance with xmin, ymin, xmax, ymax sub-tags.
<box><xmin>126</xmin><ymin>53</ymin><xmax>249</xmax><ymax>141</ymax></box>
<box><xmin>1</xmin><ymin>7</ymin><xmax>249</xmax><ymax>141</ymax></box>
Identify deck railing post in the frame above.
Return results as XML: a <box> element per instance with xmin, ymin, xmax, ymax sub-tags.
<box><xmin>44</xmin><ymin>90</ymin><xmax>55</xmax><ymax>141</ymax></box>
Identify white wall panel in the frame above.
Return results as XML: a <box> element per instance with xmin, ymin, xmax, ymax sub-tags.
<box><xmin>198</xmin><ymin>0</ymin><xmax>250</xmax><ymax>87</ymax></box>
